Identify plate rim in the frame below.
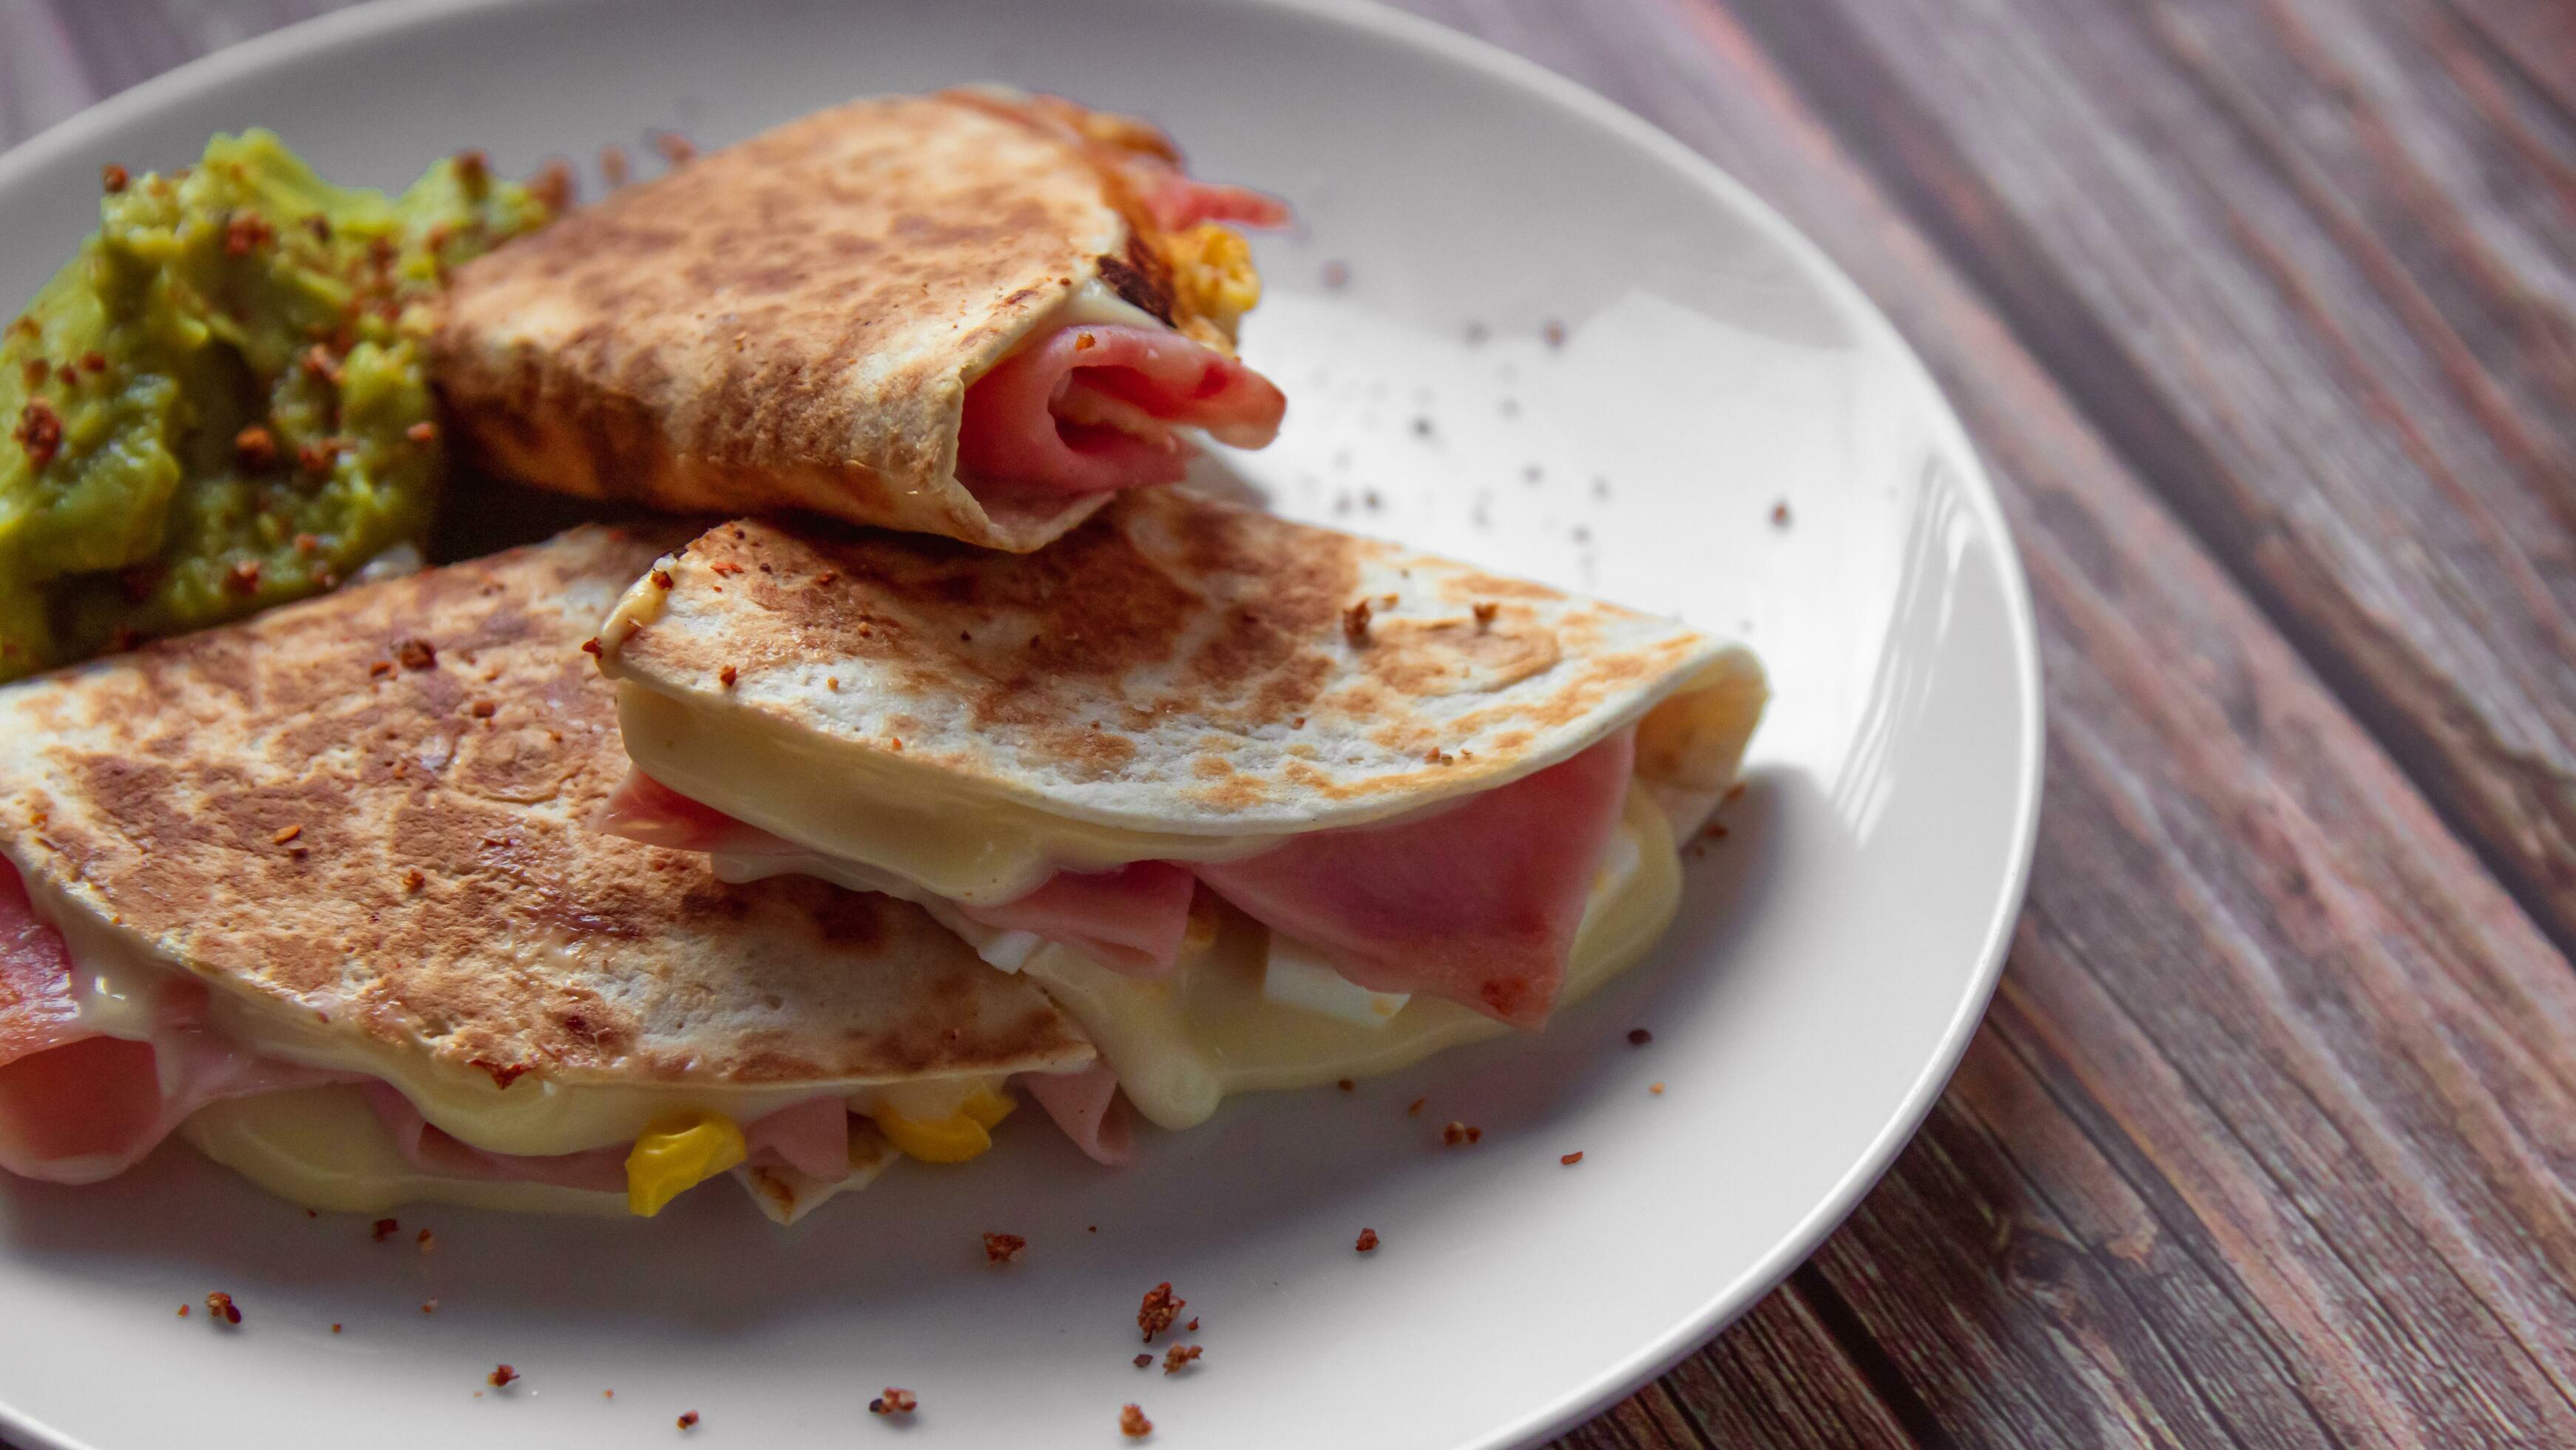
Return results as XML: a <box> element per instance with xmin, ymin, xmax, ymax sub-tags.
<box><xmin>0</xmin><ymin>3</ymin><xmax>2045</xmax><ymax>1447</ymax></box>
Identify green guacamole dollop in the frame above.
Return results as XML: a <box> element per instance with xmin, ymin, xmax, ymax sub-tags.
<box><xmin>0</xmin><ymin>130</ymin><xmax>554</xmax><ymax>681</ymax></box>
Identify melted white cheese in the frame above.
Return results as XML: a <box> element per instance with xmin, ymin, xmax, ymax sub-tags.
<box><xmin>12</xmin><ymin>860</ymin><xmax>1007</xmax><ymax>1160</ymax></box>
<box><xmin>1008</xmin><ymin>783</ymin><xmax>1678</xmax><ymax>1130</ymax></box>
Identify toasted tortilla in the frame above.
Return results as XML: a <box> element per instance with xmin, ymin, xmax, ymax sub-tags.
<box><xmin>432</xmin><ymin>91</ymin><xmax>1203</xmax><ymax>553</ymax></box>
<box><xmin>0</xmin><ymin>527</ymin><xmax>1092</xmax><ymax>1096</ymax></box>
<box><xmin>596</xmin><ymin>490</ymin><xmax>1765</xmax><ymax>840</ymax></box>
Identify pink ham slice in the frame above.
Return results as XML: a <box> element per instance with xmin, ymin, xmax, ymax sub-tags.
<box><xmin>1192</xmin><ymin>731</ymin><xmax>1638</xmax><ymax>1028</ymax></box>
<box><xmin>1020</xmin><ymin>1064</ymin><xmax>1134</xmax><ymax>1166</ymax></box>
<box><xmin>957</xmin><ymin>324</ymin><xmax>1286</xmax><ymax>496</ymax></box>
<box><xmin>365</xmin><ymin>1087</ymin><xmax>863</xmax><ymax>1195</ymax></box>
<box><xmin>0</xmin><ymin>859</ymin><xmax>354</xmax><ymax>1184</ymax></box>
<box><xmin>601</xmin><ymin>775</ymin><xmax>1203</xmax><ymax>975</ymax></box>
<box><xmin>953</xmin><ymin>861</ymin><xmax>1197</xmax><ymax>976</ymax></box>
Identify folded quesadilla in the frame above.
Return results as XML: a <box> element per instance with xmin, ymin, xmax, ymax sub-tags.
<box><xmin>430</xmin><ymin>89</ymin><xmax>1289</xmax><ymax>554</ymax></box>
<box><xmin>592</xmin><ymin>493</ymin><xmax>1767</xmax><ymax>1143</ymax></box>
<box><xmin>0</xmin><ymin>527</ymin><xmax>1092</xmax><ymax>1221</ymax></box>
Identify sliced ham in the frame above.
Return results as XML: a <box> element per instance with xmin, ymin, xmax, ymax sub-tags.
<box><xmin>1137</xmin><ymin>175</ymin><xmax>1291</xmax><ymax>233</ymax></box>
<box><xmin>1020</xmin><ymin>1064</ymin><xmax>1134</xmax><ymax>1166</ymax></box>
<box><xmin>955</xmin><ymin>861</ymin><xmax>1197</xmax><ymax>976</ymax></box>
<box><xmin>596</xmin><ymin>771</ymin><xmax>794</xmax><ymax>854</ymax></box>
<box><xmin>0</xmin><ymin>858</ymin><xmax>356</xmax><ymax>1184</ymax></box>
<box><xmin>1192</xmin><ymin>732</ymin><xmax>1638</xmax><ymax>1028</ymax></box>
<box><xmin>958</xmin><ymin>324</ymin><xmax>1286</xmax><ymax>496</ymax></box>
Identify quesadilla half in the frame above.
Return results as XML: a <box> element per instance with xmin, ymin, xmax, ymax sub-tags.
<box><xmin>593</xmin><ymin>492</ymin><xmax>1767</xmax><ymax>1141</ymax></box>
<box><xmin>430</xmin><ymin>89</ymin><xmax>1289</xmax><ymax>554</ymax></box>
<box><xmin>0</xmin><ymin>527</ymin><xmax>1092</xmax><ymax>1221</ymax></box>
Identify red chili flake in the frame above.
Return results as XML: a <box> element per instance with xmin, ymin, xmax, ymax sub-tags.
<box><xmin>888</xmin><ymin>738</ymin><xmax>904</xmax><ymax>752</ymax></box>
<box><xmin>982</xmin><ymin>1232</ymin><xmax>1027</xmax><ymax>1264</ymax></box>
<box><xmin>453</xmin><ymin>149</ymin><xmax>490</xmax><ymax>195</ymax></box>
<box><xmin>1473</xmin><ymin>601</ymin><xmax>1500</xmax><ymax>629</ymax></box>
<box><xmin>1335</xmin><ymin>1079</ymin><xmax>1355</xmax><ymax>1093</ymax></box>
<box><xmin>421</xmin><ymin>1299</ymin><xmax>438</xmax><ymax>1314</ymax></box>
<box><xmin>1406</xmin><ymin>1098</ymin><xmax>1425</xmax><ymax>1117</ymax></box>
<box><xmin>372</xmin><ymin>1218</ymin><xmax>399</xmax><ymax>1241</ymax></box>
<box><xmin>1561</xmin><ymin>1152</ymin><xmax>1585</xmax><ymax>1166</ymax></box>
<box><xmin>271</xmin><ymin>823</ymin><xmax>302</xmax><ymax>846</ymax></box>
<box><xmin>468</xmin><ymin>700</ymin><xmax>496</xmax><ymax>719</ymax></box>
<box><xmin>1120</xmin><ymin>1404</ymin><xmax>1153</xmax><ymax>1438</ymax></box>
<box><xmin>814</xmin><ymin>571</ymin><xmax>837</xmax><ymax>586</ymax></box>
<box><xmin>297</xmin><ymin>436</ymin><xmax>342</xmax><ymax>473</ymax></box>
<box><xmin>581</xmin><ymin>637</ymin><xmax>604</xmax><ymax>657</ymax></box>
<box><xmin>101</xmin><ymin>163</ymin><xmax>129</xmax><ymax>193</ymax></box>
<box><xmin>1137</xmin><ymin>1282</ymin><xmax>1185</xmax><ymax>1343</ymax></box>
<box><xmin>1132</xmin><ymin>1353</ymin><xmax>1152</xmax><ymax>1369</ymax></box>
<box><xmin>17</xmin><ymin>359</ymin><xmax>44</xmax><ymax>390</ymax></box>
<box><xmin>13</xmin><ymin>398</ymin><xmax>62</xmax><ymax>470</ymax></box>
<box><xmin>406</xmin><ymin>419</ymin><xmax>439</xmax><ymax>445</ymax></box>
<box><xmin>1629</xmin><ymin>1028</ymin><xmax>1654</xmax><ymax>1045</ymax></box>
<box><xmin>487</xmin><ymin>1364</ymin><xmax>518</xmax><ymax>1388</ymax></box>
<box><xmin>1341</xmin><ymin>598</ymin><xmax>1372</xmax><ymax>644</ymax></box>
<box><xmin>301</xmin><ymin>343</ymin><xmax>344</xmax><ymax>385</ymax></box>
<box><xmin>1441</xmin><ymin>1122</ymin><xmax>1481</xmax><ymax>1147</ymax></box>
<box><xmin>78</xmin><ymin>350</ymin><xmax>105</xmax><ymax>374</ymax></box>
<box><xmin>394</xmin><ymin>638</ymin><xmax>437</xmax><ymax>670</ymax></box>
<box><xmin>205</xmin><ymin>1291</ymin><xmax>241</xmax><ymax>1325</ymax></box>
<box><xmin>292</xmin><ymin>532</ymin><xmax>320</xmax><ymax>556</ymax></box>
<box><xmin>1073</xmin><ymin>331</ymin><xmax>1098</xmax><ymax>352</ymax></box>
<box><xmin>1186</xmin><ymin>1318</ymin><xmax>1197</xmax><ymax>1332</ymax></box>
<box><xmin>402</xmin><ymin>868</ymin><xmax>427</xmax><ymax>893</ymax></box>
<box><xmin>650</xmin><ymin>569</ymin><xmax>675</xmax><ymax>590</ymax></box>
<box><xmin>1161</xmin><ymin>1345</ymin><xmax>1202</xmax><ymax>1375</ymax></box>
<box><xmin>708</xmin><ymin>561</ymin><xmax>743</xmax><ymax>577</ymax></box>
<box><xmin>176</xmin><ymin>1304</ymin><xmax>189</xmax><ymax>1318</ymax></box>
<box><xmin>227</xmin><ymin>560</ymin><xmax>263</xmax><ymax>595</ymax></box>
<box><xmin>676</xmin><ymin>1410</ymin><xmax>699</xmax><ymax>1429</ymax></box>
<box><xmin>472</xmin><ymin>1059</ymin><xmax>530</xmax><ymax>1089</ymax></box>
<box><xmin>868</xmin><ymin>1389</ymin><xmax>917</xmax><ymax>1415</ymax></box>
<box><xmin>223</xmin><ymin>212</ymin><xmax>274</xmax><ymax>256</ymax></box>
<box><xmin>1354</xmin><ymin>1228</ymin><xmax>1379</xmax><ymax>1253</ymax></box>
<box><xmin>528</xmin><ymin>158</ymin><xmax>575</xmax><ymax>213</ymax></box>
<box><xmin>717</xmin><ymin>666</ymin><xmax>738</xmax><ymax>689</ymax></box>
<box><xmin>331</xmin><ymin>1323</ymin><xmax>342</xmax><ymax>1333</ymax></box>
<box><xmin>1649</xmin><ymin>1082</ymin><xmax>1666</xmax><ymax>1096</ymax></box>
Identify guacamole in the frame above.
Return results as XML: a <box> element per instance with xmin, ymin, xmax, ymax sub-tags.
<box><xmin>0</xmin><ymin>130</ymin><xmax>555</xmax><ymax>681</ymax></box>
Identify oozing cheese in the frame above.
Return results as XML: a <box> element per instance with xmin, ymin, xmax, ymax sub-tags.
<box><xmin>720</xmin><ymin>783</ymin><xmax>1682</xmax><ymax>1131</ymax></box>
<box><xmin>180</xmin><ymin>1088</ymin><xmax>899</xmax><ymax>1224</ymax></box>
<box><xmin>617</xmin><ymin>684</ymin><xmax>1285</xmax><ymax>904</ymax></box>
<box><xmin>12</xmin><ymin>858</ymin><xmax>1015</xmax><ymax>1172</ymax></box>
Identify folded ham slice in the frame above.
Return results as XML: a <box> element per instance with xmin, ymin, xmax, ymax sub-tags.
<box><xmin>1193</xmin><ymin>732</ymin><xmax>1637</xmax><ymax>1028</ymax></box>
<box><xmin>0</xmin><ymin>860</ymin><xmax>354</xmax><ymax>1183</ymax></box>
<box><xmin>601</xmin><ymin>730</ymin><xmax>1640</xmax><ymax>1030</ymax></box>
<box><xmin>958</xmin><ymin>324</ymin><xmax>1286</xmax><ymax>496</ymax></box>
<box><xmin>1020</xmin><ymin>1064</ymin><xmax>1135</xmax><ymax>1166</ymax></box>
<box><xmin>953</xmin><ymin>861</ymin><xmax>1197</xmax><ymax>976</ymax></box>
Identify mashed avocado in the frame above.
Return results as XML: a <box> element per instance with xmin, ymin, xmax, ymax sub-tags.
<box><xmin>0</xmin><ymin>131</ymin><xmax>554</xmax><ymax>681</ymax></box>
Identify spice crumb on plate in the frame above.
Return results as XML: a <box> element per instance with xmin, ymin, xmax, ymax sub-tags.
<box><xmin>1441</xmin><ymin>1121</ymin><xmax>1481</xmax><ymax>1146</ymax></box>
<box><xmin>982</xmin><ymin>1231</ymin><xmax>1026</xmax><ymax>1264</ymax></box>
<box><xmin>1561</xmin><ymin>1151</ymin><xmax>1585</xmax><ymax>1166</ymax></box>
<box><xmin>869</xmin><ymin>1388</ymin><xmax>917</xmax><ymax>1415</ymax></box>
<box><xmin>1355</xmin><ymin>1228</ymin><xmax>1380</xmax><ymax>1253</ymax></box>
<box><xmin>1163</xmin><ymin>1345</ymin><xmax>1202</xmax><ymax>1375</ymax></box>
<box><xmin>487</xmin><ymin>1364</ymin><xmax>519</xmax><ymax>1389</ymax></box>
<box><xmin>205</xmin><ymin>1291</ymin><xmax>241</xmax><ymax>1325</ymax></box>
<box><xmin>677</xmin><ymin>1410</ymin><xmax>700</xmax><ymax>1429</ymax></box>
<box><xmin>1138</xmin><ymin>1282</ymin><xmax>1186</xmax><ymax>1342</ymax></box>
<box><xmin>1120</xmin><ymin>1403</ymin><xmax>1154</xmax><ymax>1438</ymax></box>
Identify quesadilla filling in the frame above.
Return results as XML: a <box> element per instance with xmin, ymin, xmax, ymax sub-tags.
<box><xmin>600</xmin><ymin>692</ymin><xmax>1749</xmax><ymax>1141</ymax></box>
<box><xmin>0</xmin><ymin>852</ymin><xmax>1035</xmax><ymax>1221</ymax></box>
<box><xmin>949</xmin><ymin>90</ymin><xmax>1288</xmax><ymax>497</ymax></box>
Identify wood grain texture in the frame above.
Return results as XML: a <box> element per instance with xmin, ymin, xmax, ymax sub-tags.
<box><xmin>1715</xmin><ymin>0</ymin><xmax>2576</xmax><ymax>967</ymax></box>
<box><xmin>7</xmin><ymin>1</ymin><xmax>2576</xmax><ymax>1447</ymax></box>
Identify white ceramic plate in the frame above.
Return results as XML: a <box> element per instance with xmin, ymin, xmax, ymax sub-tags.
<box><xmin>0</xmin><ymin>3</ymin><xmax>2040</xmax><ymax>1446</ymax></box>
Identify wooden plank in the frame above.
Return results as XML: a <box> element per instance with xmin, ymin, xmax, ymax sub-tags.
<box><xmin>1394</xmin><ymin>0</ymin><xmax>2576</xmax><ymax>1443</ymax></box>
<box><xmin>1711</xmin><ymin>0</ymin><xmax>2576</xmax><ymax>966</ymax></box>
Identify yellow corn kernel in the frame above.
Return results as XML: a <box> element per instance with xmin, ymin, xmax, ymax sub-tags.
<box><xmin>1169</xmin><ymin>223</ymin><xmax>1260</xmax><ymax>340</ymax></box>
<box><xmin>959</xmin><ymin>1085</ymin><xmax>1016</xmax><ymax>1130</ymax></box>
<box><xmin>625</xmin><ymin>1110</ymin><xmax>747</xmax><ymax>1217</ymax></box>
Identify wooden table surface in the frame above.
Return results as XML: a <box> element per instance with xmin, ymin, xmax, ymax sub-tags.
<box><xmin>7</xmin><ymin>0</ymin><xmax>2574</xmax><ymax>1445</ymax></box>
